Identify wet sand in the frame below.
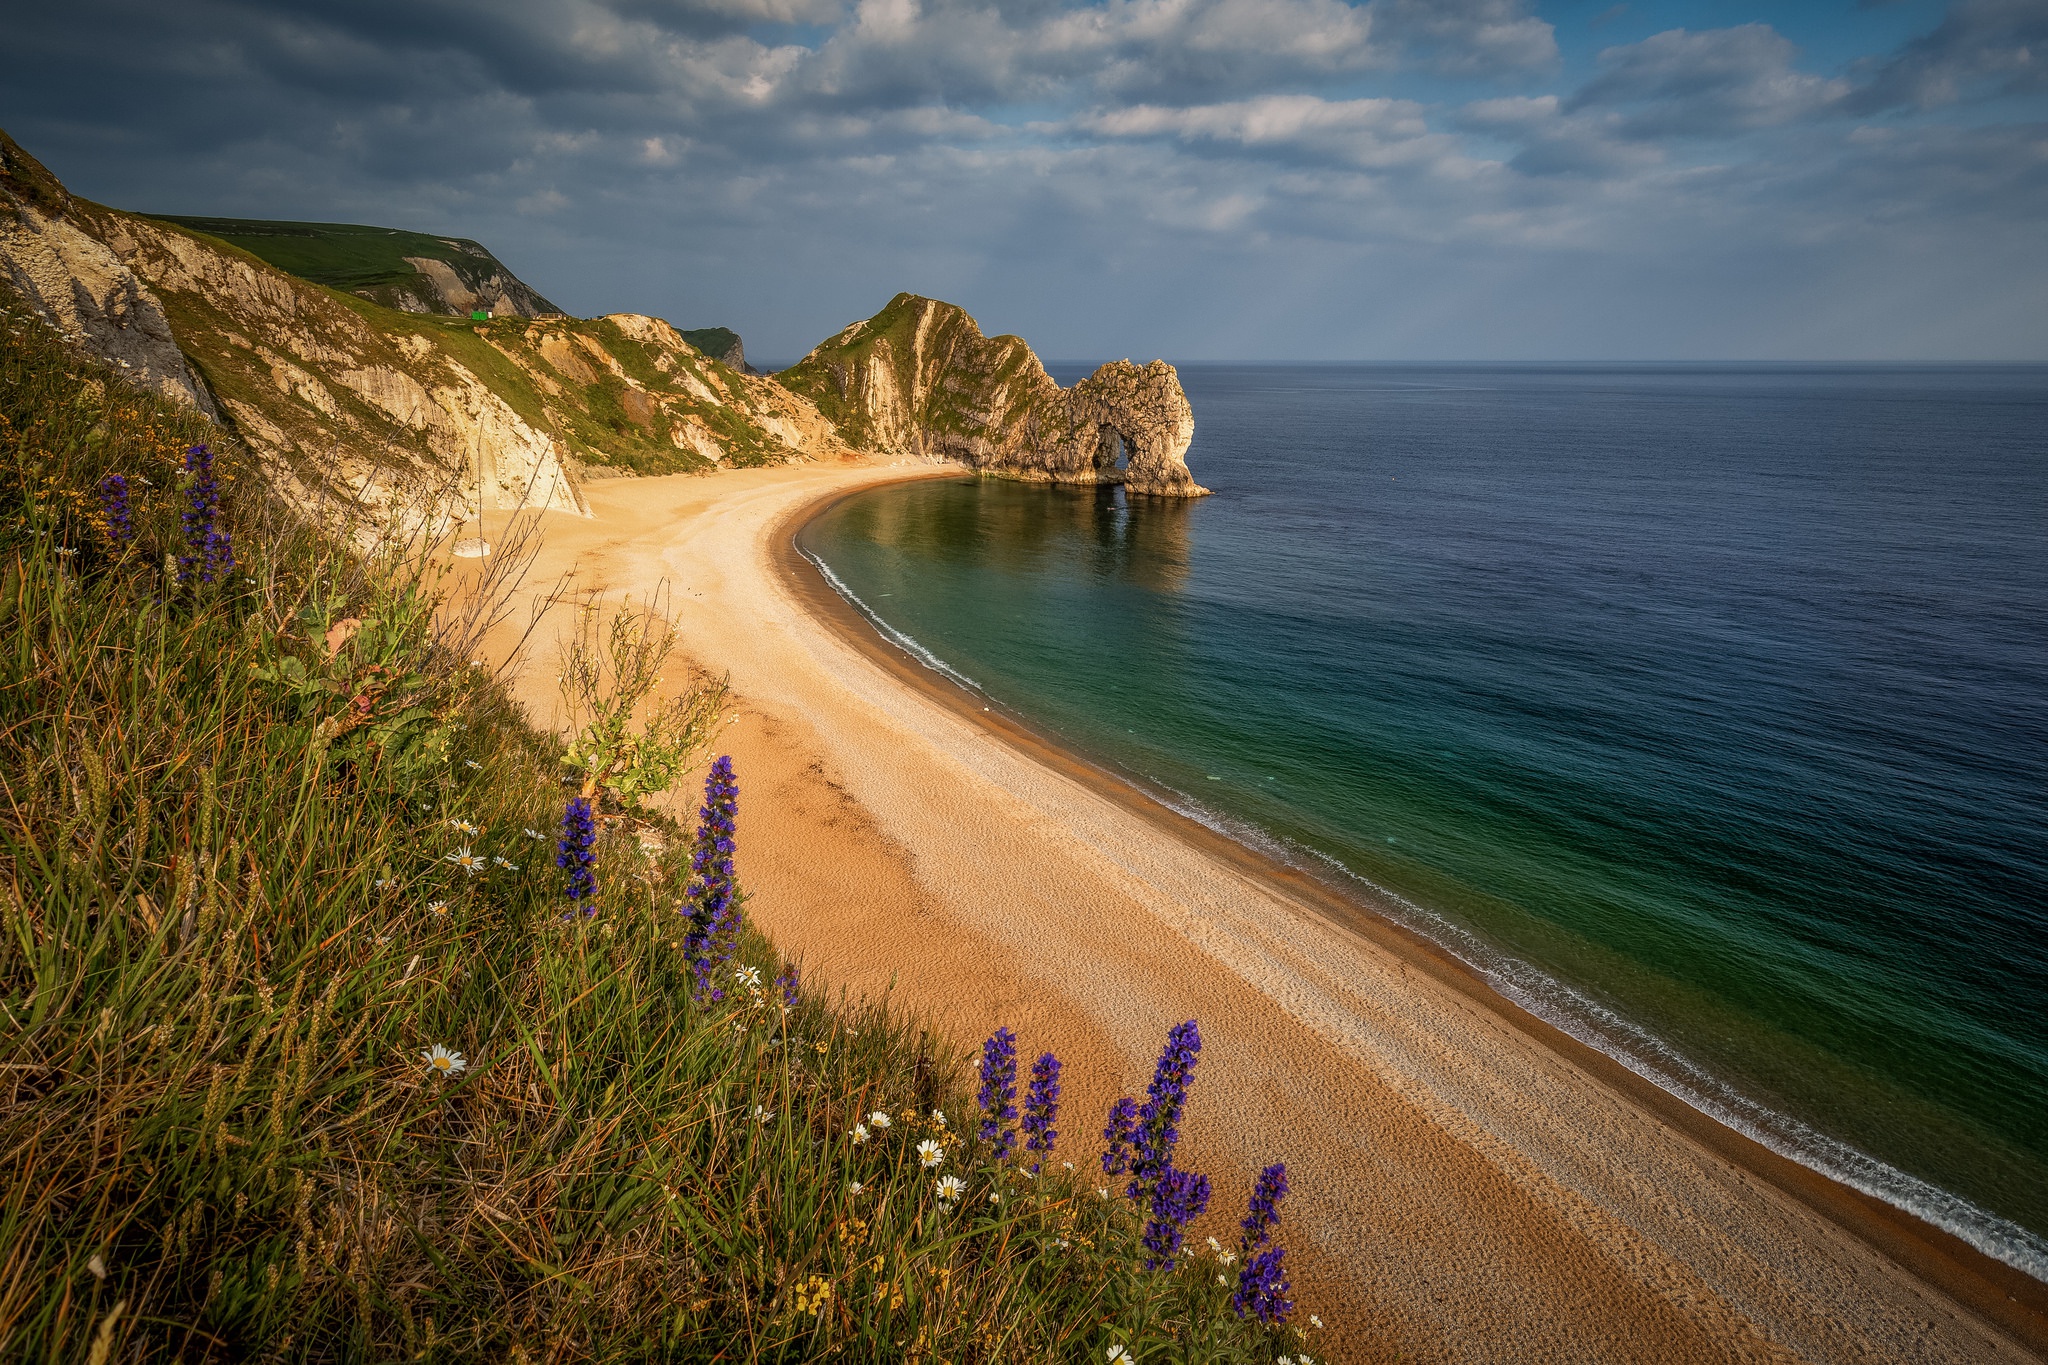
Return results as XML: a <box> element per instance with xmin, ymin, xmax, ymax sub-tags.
<box><xmin>491</xmin><ymin>458</ymin><xmax>2047</xmax><ymax>1364</ymax></box>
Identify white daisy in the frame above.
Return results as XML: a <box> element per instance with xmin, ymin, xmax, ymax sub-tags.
<box><xmin>421</xmin><ymin>1044</ymin><xmax>466</xmax><ymax>1077</ymax></box>
<box><xmin>930</xmin><ymin>1109</ymin><xmax>946</xmax><ymax>1128</ymax></box>
<box><xmin>754</xmin><ymin>1105</ymin><xmax>774</xmax><ymax>1124</ymax></box>
<box><xmin>1062</xmin><ymin>1161</ymin><xmax>1074</xmax><ymax>1171</ymax></box>
<box><xmin>463</xmin><ymin>759</ymin><xmax>481</xmax><ymax>770</ymax></box>
<box><xmin>734</xmin><ymin>965</ymin><xmax>762</xmax><ymax>989</ymax></box>
<box><xmin>848</xmin><ymin>1180</ymin><xmax>864</xmax><ymax>1195</ymax></box>
<box><xmin>523</xmin><ymin>828</ymin><xmax>543</xmax><ymax>840</ymax></box>
<box><xmin>445</xmin><ymin>847</ymin><xmax>485</xmax><ymax>875</ymax></box>
<box><xmin>374</xmin><ymin>878</ymin><xmax>394</xmax><ymax>891</ymax></box>
<box><xmin>1218</xmin><ymin>1250</ymin><xmax>1237</xmax><ymax>1267</ymax></box>
<box><xmin>491</xmin><ymin>856</ymin><xmax>519</xmax><ymax>870</ymax></box>
<box><xmin>852</xmin><ymin>1123</ymin><xmax>871</xmax><ymax>1144</ymax></box>
<box><xmin>869</xmin><ymin>1111</ymin><xmax>891</xmax><ymax>1129</ymax></box>
<box><xmin>448</xmin><ymin>819</ymin><xmax>479</xmax><ymax>835</ymax></box>
<box><xmin>1309</xmin><ymin>1316</ymin><xmax>1323</xmax><ymax>1330</ymax></box>
<box><xmin>1107</xmin><ymin>1348</ymin><xmax>1134</xmax><ymax>1365</ymax></box>
<box><xmin>987</xmin><ymin>1191</ymin><xmax>1002</xmax><ymax>1204</ymax></box>
<box><xmin>1218</xmin><ymin>1274</ymin><xmax>1228</xmax><ymax>1286</ymax></box>
<box><xmin>916</xmin><ymin>1139</ymin><xmax>944</xmax><ymax>1169</ymax></box>
<box><xmin>1207</xmin><ymin>1236</ymin><xmax>1222</xmax><ymax>1255</ymax></box>
<box><xmin>428</xmin><ymin>901</ymin><xmax>449</xmax><ymax>917</ymax></box>
<box><xmin>1095</xmin><ymin>1187</ymin><xmax>1109</xmax><ymax>1200</ymax></box>
<box><xmin>935</xmin><ymin>1175</ymin><xmax>965</xmax><ymax>1201</ymax></box>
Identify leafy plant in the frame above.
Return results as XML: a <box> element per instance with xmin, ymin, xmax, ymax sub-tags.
<box><xmin>557</xmin><ymin>590</ymin><xmax>725</xmax><ymax>810</ymax></box>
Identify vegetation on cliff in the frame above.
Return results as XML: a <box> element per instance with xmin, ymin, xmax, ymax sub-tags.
<box><xmin>0</xmin><ymin>301</ymin><xmax>1303</xmax><ymax>1360</ymax></box>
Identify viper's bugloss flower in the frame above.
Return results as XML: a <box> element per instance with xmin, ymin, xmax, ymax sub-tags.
<box><xmin>1101</xmin><ymin>1096</ymin><xmax>1138</xmax><ymax>1177</ymax></box>
<box><xmin>977</xmin><ymin>1026</ymin><xmax>1019</xmax><ymax>1159</ymax></box>
<box><xmin>681</xmin><ymin>756</ymin><xmax>739</xmax><ymax>996</ymax></box>
<box><xmin>1022</xmin><ymin>1052</ymin><xmax>1062</xmax><ymax>1169</ymax></box>
<box><xmin>557</xmin><ymin>796</ymin><xmax>598</xmax><ymax>908</ymax></box>
<box><xmin>776</xmin><ymin>962</ymin><xmax>801</xmax><ymax>1009</ymax></box>
<box><xmin>1233</xmin><ymin>1246</ymin><xmax>1293</xmax><ymax>1325</ymax></box>
<box><xmin>1239</xmin><ymin>1162</ymin><xmax>1289</xmax><ymax>1257</ymax></box>
<box><xmin>1129</xmin><ymin>1021</ymin><xmax>1201</xmax><ymax>1199</ymax></box>
<box><xmin>97</xmin><ymin>473</ymin><xmax>133</xmax><ymax>547</ymax></box>
<box><xmin>1142</xmin><ymin>1165</ymin><xmax>1211</xmax><ymax>1270</ymax></box>
<box><xmin>177</xmin><ymin>443</ymin><xmax>234</xmax><ymax>585</ymax></box>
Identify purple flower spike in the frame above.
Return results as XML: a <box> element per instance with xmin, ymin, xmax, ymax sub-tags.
<box><xmin>1101</xmin><ymin>1096</ymin><xmax>1138</xmax><ymax>1177</ymax></box>
<box><xmin>978</xmin><ymin>1027</ymin><xmax>1019</xmax><ymax>1160</ymax></box>
<box><xmin>775</xmin><ymin>962</ymin><xmax>800</xmax><ymax>1009</ymax></box>
<box><xmin>681</xmin><ymin>756</ymin><xmax>740</xmax><ymax>998</ymax></box>
<box><xmin>1021</xmin><ymin>1052</ymin><xmax>1061</xmax><ymax>1170</ymax></box>
<box><xmin>98</xmin><ymin>473</ymin><xmax>134</xmax><ymax>548</ymax></box>
<box><xmin>1142</xmin><ymin>1166</ymin><xmax>1211</xmax><ymax>1270</ymax></box>
<box><xmin>1128</xmin><ymin>1020</ymin><xmax>1201</xmax><ymax>1200</ymax></box>
<box><xmin>177</xmin><ymin>443</ymin><xmax>233</xmax><ymax>585</ymax></box>
<box><xmin>1239</xmin><ymin>1162</ymin><xmax>1288</xmax><ymax>1256</ymax></box>
<box><xmin>1233</xmin><ymin>1246</ymin><xmax>1293</xmax><ymax>1324</ymax></box>
<box><xmin>557</xmin><ymin>796</ymin><xmax>598</xmax><ymax>909</ymax></box>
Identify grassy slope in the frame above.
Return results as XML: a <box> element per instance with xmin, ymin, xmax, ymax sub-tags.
<box><xmin>0</xmin><ymin>295</ymin><xmax>1309</xmax><ymax>1361</ymax></box>
<box><xmin>146</xmin><ymin>216</ymin><xmax>564</xmax><ymax>316</ymax></box>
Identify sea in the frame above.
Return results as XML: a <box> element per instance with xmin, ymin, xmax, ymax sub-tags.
<box><xmin>793</xmin><ymin>363</ymin><xmax>2048</xmax><ymax>1277</ymax></box>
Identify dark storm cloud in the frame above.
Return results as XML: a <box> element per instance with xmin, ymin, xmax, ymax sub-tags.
<box><xmin>1</xmin><ymin>0</ymin><xmax>2043</xmax><ymax>358</ymax></box>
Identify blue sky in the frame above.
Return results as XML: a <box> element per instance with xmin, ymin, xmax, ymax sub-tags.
<box><xmin>4</xmin><ymin>0</ymin><xmax>2045</xmax><ymax>359</ymax></box>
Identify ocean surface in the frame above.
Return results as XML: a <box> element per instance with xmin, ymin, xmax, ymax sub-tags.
<box><xmin>794</xmin><ymin>363</ymin><xmax>2048</xmax><ymax>1275</ymax></box>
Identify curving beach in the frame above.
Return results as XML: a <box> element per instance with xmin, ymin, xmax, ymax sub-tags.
<box><xmin>494</xmin><ymin>458</ymin><xmax>2047</xmax><ymax>1365</ymax></box>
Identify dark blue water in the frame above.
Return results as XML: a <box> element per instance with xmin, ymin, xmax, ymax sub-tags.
<box><xmin>797</xmin><ymin>364</ymin><xmax>2048</xmax><ymax>1274</ymax></box>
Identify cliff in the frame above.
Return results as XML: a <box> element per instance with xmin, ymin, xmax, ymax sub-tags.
<box><xmin>0</xmin><ymin>130</ymin><xmax>848</xmax><ymax>536</ymax></box>
<box><xmin>148</xmin><ymin>215</ymin><xmax>568</xmax><ymax>319</ymax></box>
<box><xmin>779</xmin><ymin>293</ymin><xmax>1206</xmax><ymax>497</ymax></box>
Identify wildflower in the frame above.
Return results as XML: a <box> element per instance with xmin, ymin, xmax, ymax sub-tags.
<box><xmin>1239</xmin><ymin>1162</ymin><xmax>1288</xmax><ymax>1257</ymax></box>
<box><xmin>1101</xmin><ymin>1097</ymin><xmax>1138</xmax><ymax>1177</ymax></box>
<box><xmin>1063</xmin><ymin>1161</ymin><xmax>1075</xmax><ymax>1171</ymax></box>
<box><xmin>1309</xmin><ymin>1316</ymin><xmax>1324</xmax><ymax>1330</ymax></box>
<box><xmin>374</xmin><ymin>878</ymin><xmax>394</xmax><ymax>891</ymax></box>
<box><xmin>1219</xmin><ymin>1274</ymin><xmax>1229</xmax><ymax>1285</ymax></box>
<box><xmin>421</xmin><ymin>1044</ymin><xmax>467</xmax><ymax>1077</ymax></box>
<box><xmin>1095</xmin><ymin>1187</ymin><xmax>1109</xmax><ymax>1200</ymax></box>
<box><xmin>869</xmin><ymin>1111</ymin><xmax>891</xmax><ymax>1128</ymax></box>
<box><xmin>445</xmin><ymin>846</ymin><xmax>486</xmax><ymax>875</ymax></box>
<box><xmin>734</xmin><ymin>964</ymin><xmax>762</xmax><ymax>989</ymax></box>
<box><xmin>97</xmin><ymin>473</ymin><xmax>133</xmax><ymax>547</ymax></box>
<box><xmin>464</xmin><ymin>759</ymin><xmax>481</xmax><ymax>770</ymax></box>
<box><xmin>1107</xmin><ymin>1348</ymin><xmax>1134</xmax><ymax>1365</ymax></box>
<box><xmin>491</xmin><ymin>856</ymin><xmax>519</xmax><ymax>870</ymax></box>
<box><xmin>557</xmin><ymin>796</ymin><xmax>598</xmax><ymax>910</ymax></box>
<box><xmin>1142</xmin><ymin>1166</ymin><xmax>1211</xmax><ymax>1270</ymax></box>
<box><xmin>776</xmin><ymin>963</ymin><xmax>801</xmax><ymax>1008</ymax></box>
<box><xmin>1234</xmin><ymin>1246</ymin><xmax>1293</xmax><ymax>1326</ymax></box>
<box><xmin>448</xmin><ymin>819</ymin><xmax>480</xmax><ymax>835</ymax></box>
<box><xmin>852</xmin><ymin>1123</ymin><xmax>870</xmax><ymax>1144</ymax></box>
<box><xmin>977</xmin><ymin>1027</ymin><xmax>1019</xmax><ymax>1159</ymax></box>
<box><xmin>930</xmin><ymin>1109</ymin><xmax>946</xmax><ymax>1128</ymax></box>
<box><xmin>523</xmin><ymin>828</ymin><xmax>543</xmax><ymax>840</ymax></box>
<box><xmin>935</xmin><ymin>1175</ymin><xmax>965</xmax><ymax>1201</ymax></box>
<box><xmin>176</xmin><ymin>443</ymin><xmax>234</xmax><ymax>585</ymax></box>
<box><xmin>849</xmin><ymin>1180</ymin><xmax>864</xmax><ymax>1194</ymax></box>
<box><xmin>1207</xmin><ymin>1236</ymin><xmax>1222</xmax><ymax>1256</ymax></box>
<box><xmin>754</xmin><ymin>1105</ymin><xmax>774</xmax><ymax>1124</ymax></box>
<box><xmin>1022</xmin><ymin>1052</ymin><xmax>1062</xmax><ymax>1169</ymax></box>
<box><xmin>428</xmin><ymin>901</ymin><xmax>449</xmax><ymax>917</ymax></box>
<box><xmin>680</xmin><ymin>756</ymin><xmax>739</xmax><ymax>996</ymax></box>
<box><xmin>1130</xmin><ymin>1021</ymin><xmax>1201</xmax><ymax>1199</ymax></box>
<box><xmin>988</xmin><ymin>1191</ymin><xmax>1002</xmax><ymax>1204</ymax></box>
<box><xmin>917</xmin><ymin>1139</ymin><xmax>944</xmax><ymax>1169</ymax></box>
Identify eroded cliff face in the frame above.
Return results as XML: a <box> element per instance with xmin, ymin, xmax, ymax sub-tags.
<box><xmin>779</xmin><ymin>293</ymin><xmax>1208</xmax><ymax>497</ymax></box>
<box><xmin>0</xmin><ymin>130</ymin><xmax>854</xmax><ymax>539</ymax></box>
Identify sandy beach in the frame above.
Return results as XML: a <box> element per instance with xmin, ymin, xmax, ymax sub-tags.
<box><xmin>486</xmin><ymin>458</ymin><xmax>2047</xmax><ymax>1364</ymax></box>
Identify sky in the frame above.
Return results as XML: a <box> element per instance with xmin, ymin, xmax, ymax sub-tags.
<box><xmin>4</xmin><ymin>0</ymin><xmax>2045</xmax><ymax>360</ymax></box>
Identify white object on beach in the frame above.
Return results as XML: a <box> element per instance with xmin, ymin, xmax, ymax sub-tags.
<box><xmin>452</xmin><ymin>538</ymin><xmax>491</xmax><ymax>558</ymax></box>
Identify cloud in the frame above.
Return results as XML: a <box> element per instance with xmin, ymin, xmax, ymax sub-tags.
<box><xmin>1570</xmin><ymin>25</ymin><xmax>1850</xmax><ymax>137</ymax></box>
<box><xmin>0</xmin><ymin>0</ymin><xmax>2042</xmax><ymax>358</ymax></box>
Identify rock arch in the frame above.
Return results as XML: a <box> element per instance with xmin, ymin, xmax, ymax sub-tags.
<box><xmin>1069</xmin><ymin>359</ymin><xmax>1205</xmax><ymax>497</ymax></box>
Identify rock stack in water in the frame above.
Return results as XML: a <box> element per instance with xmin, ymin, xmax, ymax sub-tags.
<box><xmin>779</xmin><ymin>293</ymin><xmax>1209</xmax><ymax>497</ymax></box>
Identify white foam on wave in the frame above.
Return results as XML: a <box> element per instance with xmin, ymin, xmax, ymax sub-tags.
<box><xmin>801</xmin><ymin>540</ymin><xmax>2048</xmax><ymax>1284</ymax></box>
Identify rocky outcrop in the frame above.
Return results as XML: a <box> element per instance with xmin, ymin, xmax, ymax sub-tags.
<box><xmin>779</xmin><ymin>294</ymin><xmax>1207</xmax><ymax>496</ymax></box>
<box><xmin>0</xmin><ymin>133</ymin><xmax>216</xmax><ymax>416</ymax></box>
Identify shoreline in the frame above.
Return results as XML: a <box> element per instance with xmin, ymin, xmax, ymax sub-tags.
<box><xmin>770</xmin><ymin>471</ymin><xmax>2048</xmax><ymax>1357</ymax></box>
<box><xmin>494</xmin><ymin>459</ymin><xmax>2046</xmax><ymax>1362</ymax></box>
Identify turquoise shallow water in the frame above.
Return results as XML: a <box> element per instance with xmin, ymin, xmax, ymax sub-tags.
<box><xmin>795</xmin><ymin>364</ymin><xmax>2048</xmax><ymax>1274</ymax></box>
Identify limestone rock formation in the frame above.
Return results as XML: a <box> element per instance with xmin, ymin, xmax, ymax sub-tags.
<box><xmin>779</xmin><ymin>293</ymin><xmax>1208</xmax><ymax>497</ymax></box>
<box><xmin>0</xmin><ymin>134</ymin><xmax>215</xmax><ymax>416</ymax></box>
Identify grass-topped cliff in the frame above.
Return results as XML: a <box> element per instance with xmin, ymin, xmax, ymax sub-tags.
<box><xmin>0</xmin><ymin>296</ymin><xmax>1307</xmax><ymax>1359</ymax></box>
<box><xmin>144</xmin><ymin>216</ymin><xmax>566</xmax><ymax>319</ymax></box>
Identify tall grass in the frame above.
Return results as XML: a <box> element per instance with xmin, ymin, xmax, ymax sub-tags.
<box><xmin>0</xmin><ymin>295</ymin><xmax>1317</xmax><ymax>1362</ymax></box>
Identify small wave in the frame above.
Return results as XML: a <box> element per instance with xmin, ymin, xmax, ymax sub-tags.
<box><xmin>797</xmin><ymin>544</ymin><xmax>985</xmax><ymax>694</ymax></box>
